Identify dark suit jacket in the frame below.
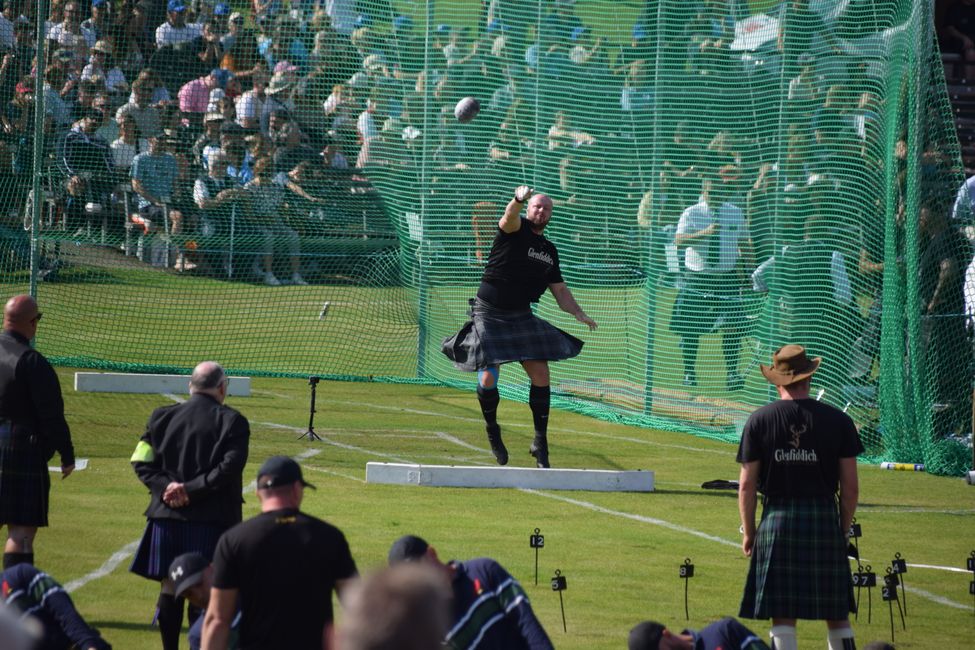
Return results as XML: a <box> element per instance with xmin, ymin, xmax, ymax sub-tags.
<box><xmin>0</xmin><ymin>330</ymin><xmax>74</xmax><ymax>465</ymax></box>
<box><xmin>134</xmin><ymin>393</ymin><xmax>249</xmax><ymax>524</ymax></box>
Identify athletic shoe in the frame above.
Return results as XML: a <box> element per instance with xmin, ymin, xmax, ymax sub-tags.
<box><xmin>292</xmin><ymin>272</ymin><xmax>308</xmax><ymax>286</ymax></box>
<box><xmin>486</xmin><ymin>424</ymin><xmax>508</xmax><ymax>465</ymax></box>
<box><xmin>682</xmin><ymin>372</ymin><xmax>697</xmax><ymax>388</ymax></box>
<box><xmin>529</xmin><ymin>433</ymin><xmax>550</xmax><ymax>468</ymax></box>
<box><xmin>264</xmin><ymin>272</ymin><xmax>281</xmax><ymax>286</ymax></box>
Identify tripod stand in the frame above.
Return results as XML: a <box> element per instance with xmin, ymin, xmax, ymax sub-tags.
<box><xmin>298</xmin><ymin>376</ymin><xmax>323</xmax><ymax>441</ymax></box>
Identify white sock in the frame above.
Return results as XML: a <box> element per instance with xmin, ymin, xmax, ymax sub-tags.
<box><xmin>769</xmin><ymin>625</ymin><xmax>798</xmax><ymax>650</ymax></box>
<box><xmin>827</xmin><ymin>627</ymin><xmax>856</xmax><ymax>650</ymax></box>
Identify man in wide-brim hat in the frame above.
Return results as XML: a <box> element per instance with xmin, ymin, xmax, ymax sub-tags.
<box><xmin>736</xmin><ymin>344</ymin><xmax>864</xmax><ymax>650</ymax></box>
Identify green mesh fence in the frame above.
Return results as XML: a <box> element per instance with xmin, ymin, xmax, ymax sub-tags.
<box><xmin>1</xmin><ymin>1</ymin><xmax>972</xmax><ymax>475</ymax></box>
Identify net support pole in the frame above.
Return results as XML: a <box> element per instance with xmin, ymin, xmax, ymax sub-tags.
<box><xmin>29</xmin><ymin>0</ymin><xmax>50</xmax><ymax>299</ymax></box>
<box><xmin>414</xmin><ymin>0</ymin><xmax>435</xmax><ymax>379</ymax></box>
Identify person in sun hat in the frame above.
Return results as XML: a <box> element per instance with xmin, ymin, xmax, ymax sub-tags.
<box><xmin>737</xmin><ymin>345</ymin><xmax>863</xmax><ymax>650</ymax></box>
<box><xmin>388</xmin><ymin>534</ymin><xmax>553</xmax><ymax>650</ymax></box>
<box><xmin>202</xmin><ymin>456</ymin><xmax>358</xmax><ymax>650</ymax></box>
<box><xmin>129</xmin><ymin>361</ymin><xmax>250</xmax><ymax>650</ymax></box>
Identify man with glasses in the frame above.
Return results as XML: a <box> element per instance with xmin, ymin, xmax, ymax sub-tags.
<box><xmin>0</xmin><ymin>295</ymin><xmax>75</xmax><ymax>570</ymax></box>
<box><xmin>130</xmin><ymin>361</ymin><xmax>250</xmax><ymax>650</ymax></box>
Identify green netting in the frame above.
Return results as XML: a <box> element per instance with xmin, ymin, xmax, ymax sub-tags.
<box><xmin>1</xmin><ymin>0</ymin><xmax>972</xmax><ymax>475</ymax></box>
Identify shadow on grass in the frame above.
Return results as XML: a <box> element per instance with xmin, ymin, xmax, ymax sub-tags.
<box><xmin>653</xmin><ymin>488</ymin><xmax>738</xmax><ymax>499</ymax></box>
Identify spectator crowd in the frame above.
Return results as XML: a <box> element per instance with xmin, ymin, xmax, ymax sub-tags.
<box><xmin>0</xmin><ymin>1</ymin><xmax>971</xmax><ymax>414</ymax></box>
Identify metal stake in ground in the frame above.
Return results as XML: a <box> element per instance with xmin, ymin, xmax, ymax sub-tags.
<box><xmin>967</xmin><ymin>550</ymin><xmax>975</xmax><ymax>616</ymax></box>
<box><xmin>298</xmin><ymin>376</ymin><xmax>323</xmax><ymax>441</ymax></box>
<box><xmin>551</xmin><ymin>569</ymin><xmax>567</xmax><ymax>632</ymax></box>
<box><xmin>679</xmin><ymin>558</ymin><xmax>694</xmax><ymax>620</ymax></box>
<box><xmin>891</xmin><ymin>552</ymin><xmax>908</xmax><ymax>616</ymax></box>
<box><xmin>883</xmin><ymin>566</ymin><xmax>906</xmax><ymax>635</ymax></box>
<box><xmin>854</xmin><ymin>564</ymin><xmax>876</xmax><ymax>623</ymax></box>
<box><xmin>848</xmin><ymin>517</ymin><xmax>862</xmax><ymax>560</ymax></box>
<box><xmin>529</xmin><ymin>528</ymin><xmax>544</xmax><ymax>586</ymax></box>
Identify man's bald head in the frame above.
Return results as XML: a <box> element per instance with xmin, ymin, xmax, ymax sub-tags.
<box><xmin>189</xmin><ymin>361</ymin><xmax>228</xmax><ymax>400</ymax></box>
<box><xmin>525</xmin><ymin>193</ymin><xmax>553</xmax><ymax>230</ymax></box>
<box><xmin>3</xmin><ymin>295</ymin><xmax>41</xmax><ymax>338</ymax></box>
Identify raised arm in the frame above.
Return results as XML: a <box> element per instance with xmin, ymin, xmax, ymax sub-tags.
<box><xmin>500</xmin><ymin>186</ymin><xmax>532</xmax><ymax>233</ymax></box>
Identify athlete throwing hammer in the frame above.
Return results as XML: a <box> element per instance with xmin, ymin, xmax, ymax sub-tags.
<box><xmin>442</xmin><ymin>186</ymin><xmax>597</xmax><ymax>468</ymax></box>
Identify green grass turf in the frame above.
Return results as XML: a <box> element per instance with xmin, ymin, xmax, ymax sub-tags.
<box><xmin>37</xmin><ymin>370</ymin><xmax>975</xmax><ymax>649</ymax></box>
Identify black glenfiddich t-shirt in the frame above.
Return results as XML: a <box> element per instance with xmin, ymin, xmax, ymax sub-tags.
<box><xmin>477</xmin><ymin>219</ymin><xmax>564</xmax><ymax>309</ymax></box>
<box><xmin>736</xmin><ymin>399</ymin><xmax>863</xmax><ymax>498</ymax></box>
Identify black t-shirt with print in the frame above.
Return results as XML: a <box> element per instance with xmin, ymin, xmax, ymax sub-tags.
<box><xmin>477</xmin><ymin>218</ymin><xmax>564</xmax><ymax>309</ymax></box>
<box><xmin>212</xmin><ymin>508</ymin><xmax>357</xmax><ymax>650</ymax></box>
<box><xmin>736</xmin><ymin>399</ymin><xmax>863</xmax><ymax>498</ymax></box>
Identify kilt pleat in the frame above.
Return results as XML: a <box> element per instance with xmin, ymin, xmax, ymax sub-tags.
<box><xmin>130</xmin><ymin>519</ymin><xmax>227</xmax><ymax>581</ymax></box>
<box><xmin>0</xmin><ymin>445</ymin><xmax>50</xmax><ymax>526</ymax></box>
<box><xmin>739</xmin><ymin>496</ymin><xmax>855</xmax><ymax>620</ymax></box>
<box><xmin>442</xmin><ymin>298</ymin><xmax>583</xmax><ymax>371</ymax></box>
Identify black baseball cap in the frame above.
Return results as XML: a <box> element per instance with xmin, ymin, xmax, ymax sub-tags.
<box><xmin>256</xmin><ymin>455</ymin><xmax>316</xmax><ymax>490</ymax></box>
<box><xmin>168</xmin><ymin>552</ymin><xmax>209</xmax><ymax>599</ymax></box>
<box><xmin>628</xmin><ymin>621</ymin><xmax>665</xmax><ymax>650</ymax></box>
<box><xmin>387</xmin><ymin>534</ymin><xmax>429</xmax><ymax>565</ymax></box>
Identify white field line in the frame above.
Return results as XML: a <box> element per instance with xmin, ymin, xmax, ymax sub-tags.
<box><xmin>519</xmin><ymin>488</ymin><xmax>741</xmax><ymax>548</ymax></box>
<box><xmin>856</xmin><ymin>507</ymin><xmax>975</xmax><ymax>515</ymax></box>
<box><xmin>63</xmin><ymin>541</ymin><xmax>141</xmax><ymax>593</ymax></box>
<box><xmin>904</xmin><ymin>585</ymin><xmax>970</xmax><ymax>610</ymax></box>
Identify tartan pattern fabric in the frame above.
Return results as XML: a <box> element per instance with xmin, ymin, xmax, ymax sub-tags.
<box><xmin>130</xmin><ymin>519</ymin><xmax>227</xmax><ymax>581</ymax></box>
<box><xmin>442</xmin><ymin>298</ymin><xmax>583</xmax><ymax>372</ymax></box>
<box><xmin>739</xmin><ymin>496</ymin><xmax>856</xmax><ymax>621</ymax></box>
<box><xmin>0</xmin><ymin>445</ymin><xmax>50</xmax><ymax>526</ymax></box>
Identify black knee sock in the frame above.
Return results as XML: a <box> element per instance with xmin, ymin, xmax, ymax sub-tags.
<box><xmin>679</xmin><ymin>337</ymin><xmax>698</xmax><ymax>377</ymax></box>
<box><xmin>3</xmin><ymin>552</ymin><xmax>33</xmax><ymax>569</ymax></box>
<box><xmin>477</xmin><ymin>385</ymin><xmax>500</xmax><ymax>428</ymax></box>
<box><xmin>156</xmin><ymin>593</ymin><xmax>184</xmax><ymax>650</ymax></box>
<box><xmin>529</xmin><ymin>385</ymin><xmax>551</xmax><ymax>437</ymax></box>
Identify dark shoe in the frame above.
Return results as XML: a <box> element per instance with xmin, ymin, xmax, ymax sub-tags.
<box><xmin>728</xmin><ymin>373</ymin><xmax>744</xmax><ymax>391</ymax></box>
<box><xmin>529</xmin><ymin>434</ymin><xmax>550</xmax><ymax>468</ymax></box>
<box><xmin>683</xmin><ymin>372</ymin><xmax>697</xmax><ymax>387</ymax></box>
<box><xmin>486</xmin><ymin>424</ymin><xmax>508</xmax><ymax>465</ymax></box>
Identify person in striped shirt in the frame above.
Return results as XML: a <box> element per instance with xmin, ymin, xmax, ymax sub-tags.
<box><xmin>388</xmin><ymin>535</ymin><xmax>553</xmax><ymax>650</ymax></box>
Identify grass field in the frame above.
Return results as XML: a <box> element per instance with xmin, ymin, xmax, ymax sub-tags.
<box><xmin>37</xmin><ymin>369</ymin><xmax>975</xmax><ymax>650</ymax></box>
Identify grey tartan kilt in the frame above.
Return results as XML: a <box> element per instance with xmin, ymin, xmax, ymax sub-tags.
<box><xmin>739</xmin><ymin>496</ymin><xmax>856</xmax><ymax>621</ymax></box>
<box><xmin>442</xmin><ymin>298</ymin><xmax>584</xmax><ymax>372</ymax></box>
<box><xmin>0</xmin><ymin>444</ymin><xmax>50</xmax><ymax>526</ymax></box>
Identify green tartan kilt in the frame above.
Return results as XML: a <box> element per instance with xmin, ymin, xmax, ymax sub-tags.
<box><xmin>739</xmin><ymin>496</ymin><xmax>856</xmax><ymax>621</ymax></box>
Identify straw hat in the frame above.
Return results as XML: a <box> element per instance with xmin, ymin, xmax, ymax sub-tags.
<box><xmin>92</xmin><ymin>40</ymin><xmax>113</xmax><ymax>55</ymax></box>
